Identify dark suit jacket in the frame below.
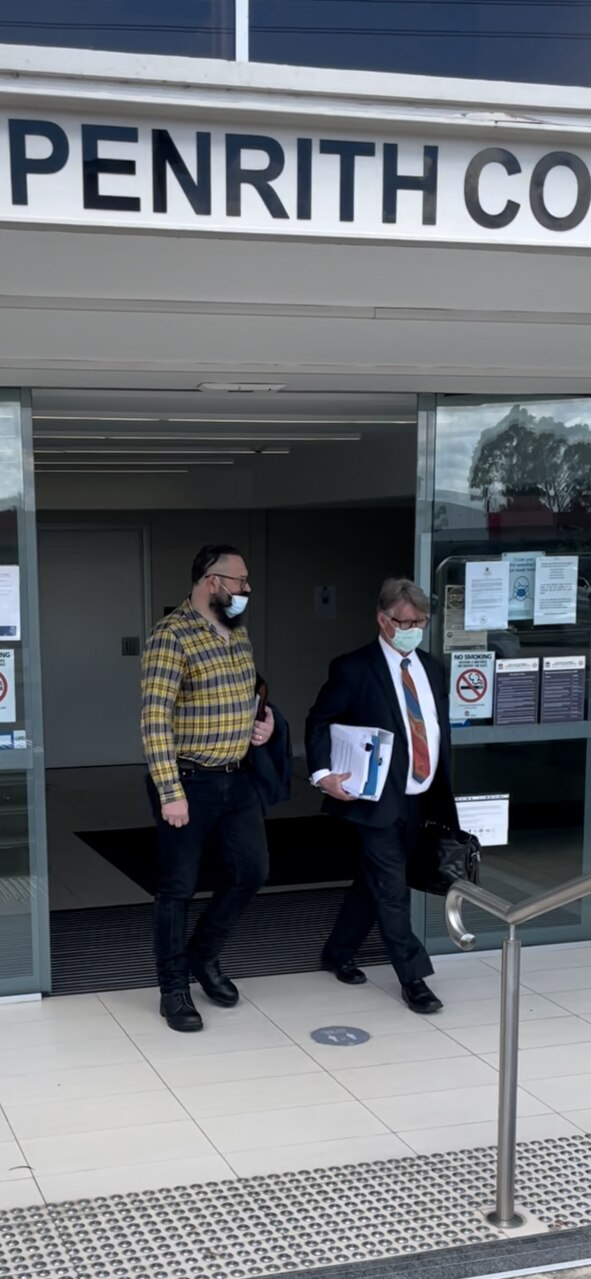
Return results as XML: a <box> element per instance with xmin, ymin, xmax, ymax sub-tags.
<box><xmin>305</xmin><ymin>639</ymin><xmax>458</xmax><ymax>832</ymax></box>
<box><xmin>247</xmin><ymin>703</ymin><xmax>292</xmax><ymax>815</ymax></box>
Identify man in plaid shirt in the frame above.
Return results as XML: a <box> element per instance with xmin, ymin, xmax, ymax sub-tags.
<box><xmin>141</xmin><ymin>544</ymin><xmax>274</xmax><ymax>1032</ymax></box>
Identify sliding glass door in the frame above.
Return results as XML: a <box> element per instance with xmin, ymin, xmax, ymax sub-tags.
<box><xmin>0</xmin><ymin>393</ymin><xmax>50</xmax><ymax>995</ymax></box>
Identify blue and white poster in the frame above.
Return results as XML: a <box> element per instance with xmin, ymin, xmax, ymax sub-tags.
<box><xmin>502</xmin><ymin>552</ymin><xmax>544</xmax><ymax>621</ymax></box>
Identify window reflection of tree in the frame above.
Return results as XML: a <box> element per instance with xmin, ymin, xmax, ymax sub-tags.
<box><xmin>469</xmin><ymin>405</ymin><xmax>591</xmax><ymax>525</ymax></box>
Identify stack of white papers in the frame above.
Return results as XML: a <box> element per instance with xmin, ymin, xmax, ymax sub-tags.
<box><xmin>329</xmin><ymin>724</ymin><xmax>394</xmax><ymax>801</ymax></box>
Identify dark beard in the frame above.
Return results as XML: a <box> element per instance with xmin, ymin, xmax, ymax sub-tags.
<box><xmin>210</xmin><ymin>593</ymin><xmax>244</xmax><ymax>631</ymax></box>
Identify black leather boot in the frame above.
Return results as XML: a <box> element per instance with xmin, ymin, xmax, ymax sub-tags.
<box><xmin>191</xmin><ymin>958</ymin><xmax>239</xmax><ymax>1007</ymax></box>
<box><xmin>160</xmin><ymin>990</ymin><xmax>204</xmax><ymax>1032</ymax></box>
<box><xmin>401</xmin><ymin>979</ymin><xmax>443</xmax><ymax>1015</ymax></box>
<box><xmin>323</xmin><ymin>955</ymin><xmax>367</xmax><ymax>985</ymax></box>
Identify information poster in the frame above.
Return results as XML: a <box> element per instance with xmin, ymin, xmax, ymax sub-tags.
<box><xmin>465</xmin><ymin>560</ymin><xmax>510</xmax><ymax>631</ymax></box>
<box><xmin>494</xmin><ymin>657</ymin><xmax>540</xmax><ymax>725</ymax></box>
<box><xmin>534</xmin><ymin>555</ymin><xmax>578</xmax><ymax>626</ymax></box>
<box><xmin>541</xmin><ymin>656</ymin><xmax>586</xmax><ymax>723</ymax></box>
<box><xmin>456</xmin><ymin>794</ymin><xmax>509</xmax><ymax>847</ymax></box>
<box><xmin>502</xmin><ymin>552</ymin><xmax>544</xmax><ymax>621</ymax></box>
<box><xmin>443</xmin><ymin>585</ymin><xmax>486</xmax><ymax>653</ymax></box>
<box><xmin>450</xmin><ymin>651</ymin><xmax>495</xmax><ymax>721</ymax></box>
<box><xmin>0</xmin><ymin>566</ymin><xmax>20</xmax><ymax>640</ymax></box>
<box><xmin>0</xmin><ymin>649</ymin><xmax>16</xmax><ymax>722</ymax></box>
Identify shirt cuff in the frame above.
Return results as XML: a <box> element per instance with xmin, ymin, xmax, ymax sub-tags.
<box><xmin>310</xmin><ymin>769</ymin><xmax>331</xmax><ymax>787</ymax></box>
<box><xmin>158</xmin><ymin>780</ymin><xmax>186</xmax><ymax>804</ymax></box>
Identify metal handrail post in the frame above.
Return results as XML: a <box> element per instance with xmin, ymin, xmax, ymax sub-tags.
<box><xmin>445</xmin><ymin>874</ymin><xmax>591</xmax><ymax>1230</ymax></box>
<box><xmin>491</xmin><ymin>929</ymin><xmax>522</xmax><ymax>1228</ymax></box>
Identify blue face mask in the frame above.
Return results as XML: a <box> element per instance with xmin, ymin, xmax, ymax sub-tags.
<box><xmin>388</xmin><ymin>627</ymin><xmax>423</xmax><ymax>655</ymax></box>
<box><xmin>224</xmin><ymin>593</ymin><xmax>249</xmax><ymax>620</ymax></box>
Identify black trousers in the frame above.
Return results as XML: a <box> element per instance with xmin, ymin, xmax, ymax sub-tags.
<box><xmin>148</xmin><ymin>768</ymin><xmax>269</xmax><ymax>995</ymax></box>
<box><xmin>324</xmin><ymin>796</ymin><xmax>433</xmax><ymax>987</ymax></box>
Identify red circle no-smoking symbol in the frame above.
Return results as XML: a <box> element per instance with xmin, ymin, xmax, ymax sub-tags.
<box><xmin>0</xmin><ymin>672</ymin><xmax>8</xmax><ymax>703</ymax></box>
<box><xmin>456</xmin><ymin>667</ymin><xmax>488</xmax><ymax>703</ymax></box>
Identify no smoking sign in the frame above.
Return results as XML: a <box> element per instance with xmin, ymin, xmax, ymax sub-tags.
<box><xmin>0</xmin><ymin>650</ymin><xmax>16</xmax><ymax>723</ymax></box>
<box><xmin>457</xmin><ymin>667</ymin><xmax>488</xmax><ymax>703</ymax></box>
<box><xmin>450</xmin><ymin>651</ymin><xmax>495</xmax><ymax>721</ymax></box>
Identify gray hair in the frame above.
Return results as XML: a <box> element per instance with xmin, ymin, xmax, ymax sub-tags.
<box><xmin>378</xmin><ymin>577</ymin><xmax>430</xmax><ymax>616</ymax></box>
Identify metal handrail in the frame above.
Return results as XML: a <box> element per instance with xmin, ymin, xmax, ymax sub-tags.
<box><xmin>444</xmin><ymin>873</ymin><xmax>591</xmax><ymax>1230</ymax></box>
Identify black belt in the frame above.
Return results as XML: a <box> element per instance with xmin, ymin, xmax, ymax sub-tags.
<box><xmin>177</xmin><ymin>757</ymin><xmax>243</xmax><ymax>775</ymax></box>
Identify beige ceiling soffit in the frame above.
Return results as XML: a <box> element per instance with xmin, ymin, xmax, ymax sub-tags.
<box><xmin>3</xmin><ymin>358</ymin><xmax>591</xmax><ymax>381</ymax></box>
<box><xmin>0</xmin><ymin>297</ymin><xmax>375</xmax><ymax>321</ymax></box>
<box><xmin>1</xmin><ymin>297</ymin><xmax>591</xmax><ymax>328</ymax></box>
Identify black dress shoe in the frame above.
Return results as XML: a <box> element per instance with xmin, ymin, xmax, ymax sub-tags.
<box><xmin>160</xmin><ymin>990</ymin><xmax>203</xmax><ymax>1033</ymax></box>
<box><xmin>191</xmin><ymin>958</ymin><xmax>239</xmax><ymax>1007</ymax></box>
<box><xmin>323</xmin><ymin>957</ymin><xmax>367</xmax><ymax>986</ymax></box>
<box><xmin>401</xmin><ymin>979</ymin><xmax>443</xmax><ymax>1015</ymax></box>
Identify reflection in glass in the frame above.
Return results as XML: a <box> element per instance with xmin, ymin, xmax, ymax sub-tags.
<box><xmin>426</xmin><ymin>396</ymin><xmax>591</xmax><ymax>951</ymax></box>
<box><xmin>0</xmin><ymin>411</ymin><xmax>23</xmax><ymax>507</ymax></box>
<box><xmin>250</xmin><ymin>1</ymin><xmax>591</xmax><ymax>88</ymax></box>
<box><xmin>0</xmin><ymin>0</ymin><xmax>235</xmax><ymax>60</ymax></box>
<box><xmin>0</xmin><ymin>774</ymin><xmax>33</xmax><ymax>980</ymax></box>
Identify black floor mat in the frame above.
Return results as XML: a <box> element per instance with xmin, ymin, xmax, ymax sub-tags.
<box><xmin>50</xmin><ymin>888</ymin><xmax>390</xmax><ymax>994</ymax></box>
<box><xmin>77</xmin><ymin>815</ymin><xmax>362</xmax><ymax>895</ymax></box>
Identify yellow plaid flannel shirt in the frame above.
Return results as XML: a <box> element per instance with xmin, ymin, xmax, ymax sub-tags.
<box><xmin>141</xmin><ymin>599</ymin><xmax>256</xmax><ymax>803</ymax></box>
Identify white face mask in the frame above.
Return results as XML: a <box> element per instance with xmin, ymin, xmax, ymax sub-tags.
<box><xmin>388</xmin><ymin>626</ymin><xmax>423</xmax><ymax>655</ymax></box>
<box><xmin>224</xmin><ymin>593</ymin><xmax>249</xmax><ymax>620</ymax></box>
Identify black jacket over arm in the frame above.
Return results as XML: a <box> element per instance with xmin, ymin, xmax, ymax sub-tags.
<box><xmin>305</xmin><ymin>639</ymin><xmax>458</xmax><ymax>832</ymax></box>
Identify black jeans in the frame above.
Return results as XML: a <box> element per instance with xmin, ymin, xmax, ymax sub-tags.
<box><xmin>324</xmin><ymin>797</ymin><xmax>433</xmax><ymax>987</ymax></box>
<box><xmin>149</xmin><ymin>768</ymin><xmax>269</xmax><ymax>995</ymax></box>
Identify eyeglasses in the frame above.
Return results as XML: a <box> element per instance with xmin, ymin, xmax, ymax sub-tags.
<box><xmin>387</xmin><ymin>614</ymin><xmax>429</xmax><ymax>631</ymax></box>
<box><xmin>206</xmin><ymin>572</ymin><xmax>250</xmax><ymax>590</ymax></box>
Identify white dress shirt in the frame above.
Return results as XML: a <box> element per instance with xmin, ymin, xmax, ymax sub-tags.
<box><xmin>311</xmin><ymin>637</ymin><xmax>441</xmax><ymax>794</ymax></box>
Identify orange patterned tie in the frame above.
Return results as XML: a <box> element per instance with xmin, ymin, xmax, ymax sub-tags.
<box><xmin>400</xmin><ymin>658</ymin><xmax>431</xmax><ymax>783</ymax></box>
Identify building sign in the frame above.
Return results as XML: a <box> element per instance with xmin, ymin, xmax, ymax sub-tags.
<box><xmin>2</xmin><ymin>111</ymin><xmax>591</xmax><ymax>245</ymax></box>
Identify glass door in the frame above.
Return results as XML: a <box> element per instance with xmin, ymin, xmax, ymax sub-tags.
<box><xmin>417</xmin><ymin>394</ymin><xmax>591</xmax><ymax>952</ymax></box>
<box><xmin>0</xmin><ymin>392</ymin><xmax>50</xmax><ymax>995</ymax></box>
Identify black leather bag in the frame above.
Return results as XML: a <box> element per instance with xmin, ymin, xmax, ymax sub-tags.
<box><xmin>407</xmin><ymin>823</ymin><xmax>481</xmax><ymax>897</ymax></box>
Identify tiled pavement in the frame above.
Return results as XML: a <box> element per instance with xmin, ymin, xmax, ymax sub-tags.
<box><xmin>2</xmin><ymin>943</ymin><xmax>591</xmax><ymax>1207</ymax></box>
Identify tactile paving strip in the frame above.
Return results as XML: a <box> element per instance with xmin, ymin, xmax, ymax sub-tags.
<box><xmin>2</xmin><ymin>1135</ymin><xmax>591</xmax><ymax>1279</ymax></box>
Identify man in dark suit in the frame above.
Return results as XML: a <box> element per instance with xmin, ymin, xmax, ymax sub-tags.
<box><xmin>305</xmin><ymin>577</ymin><xmax>458</xmax><ymax>1015</ymax></box>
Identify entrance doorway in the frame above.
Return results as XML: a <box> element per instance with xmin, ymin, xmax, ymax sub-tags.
<box><xmin>32</xmin><ymin>384</ymin><xmax>418</xmax><ymax>992</ymax></box>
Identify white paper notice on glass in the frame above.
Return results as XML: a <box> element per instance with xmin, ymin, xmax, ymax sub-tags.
<box><xmin>443</xmin><ymin>585</ymin><xmax>487</xmax><ymax>653</ymax></box>
<box><xmin>502</xmin><ymin>551</ymin><xmax>544</xmax><ymax>621</ymax></box>
<box><xmin>456</xmin><ymin>794</ymin><xmax>509</xmax><ymax>847</ymax></box>
<box><xmin>465</xmin><ymin>560</ymin><xmax>510</xmax><ymax>631</ymax></box>
<box><xmin>0</xmin><ymin>649</ymin><xmax>16</xmax><ymax>722</ymax></box>
<box><xmin>534</xmin><ymin>555</ymin><xmax>579</xmax><ymax>626</ymax></box>
<box><xmin>0</xmin><ymin>566</ymin><xmax>20</xmax><ymax>641</ymax></box>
